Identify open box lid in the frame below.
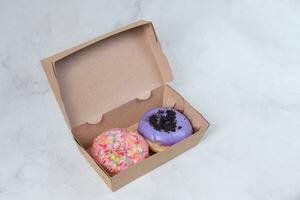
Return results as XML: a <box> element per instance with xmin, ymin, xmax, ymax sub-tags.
<box><xmin>42</xmin><ymin>20</ymin><xmax>173</xmax><ymax>128</ymax></box>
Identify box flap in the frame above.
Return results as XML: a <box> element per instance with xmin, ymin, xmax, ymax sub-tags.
<box><xmin>43</xmin><ymin>20</ymin><xmax>173</xmax><ymax>128</ymax></box>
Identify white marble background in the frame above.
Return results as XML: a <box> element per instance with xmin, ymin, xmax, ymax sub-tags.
<box><xmin>1</xmin><ymin>0</ymin><xmax>300</xmax><ymax>199</ymax></box>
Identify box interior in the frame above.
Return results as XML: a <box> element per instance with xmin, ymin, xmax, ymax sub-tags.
<box><xmin>72</xmin><ymin>84</ymin><xmax>206</xmax><ymax>177</ymax></box>
<box><xmin>54</xmin><ymin>24</ymin><xmax>172</xmax><ymax>128</ymax></box>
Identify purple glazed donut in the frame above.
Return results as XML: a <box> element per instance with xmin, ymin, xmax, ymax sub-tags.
<box><xmin>138</xmin><ymin>107</ymin><xmax>193</xmax><ymax>152</ymax></box>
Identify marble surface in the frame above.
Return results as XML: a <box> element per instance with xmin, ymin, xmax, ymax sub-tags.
<box><xmin>1</xmin><ymin>0</ymin><xmax>300</xmax><ymax>199</ymax></box>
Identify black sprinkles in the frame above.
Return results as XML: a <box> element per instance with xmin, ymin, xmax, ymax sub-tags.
<box><xmin>148</xmin><ymin>109</ymin><xmax>180</xmax><ymax>133</ymax></box>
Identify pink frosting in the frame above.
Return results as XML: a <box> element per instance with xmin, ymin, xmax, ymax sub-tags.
<box><xmin>90</xmin><ymin>128</ymin><xmax>149</xmax><ymax>174</ymax></box>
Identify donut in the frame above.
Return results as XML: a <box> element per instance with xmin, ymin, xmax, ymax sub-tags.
<box><xmin>138</xmin><ymin>107</ymin><xmax>193</xmax><ymax>152</ymax></box>
<box><xmin>90</xmin><ymin>128</ymin><xmax>149</xmax><ymax>175</ymax></box>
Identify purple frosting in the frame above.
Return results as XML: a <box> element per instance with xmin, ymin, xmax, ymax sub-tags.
<box><xmin>138</xmin><ymin>107</ymin><xmax>193</xmax><ymax>146</ymax></box>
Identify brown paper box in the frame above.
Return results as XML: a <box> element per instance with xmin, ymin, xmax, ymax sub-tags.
<box><xmin>41</xmin><ymin>20</ymin><xmax>210</xmax><ymax>191</ymax></box>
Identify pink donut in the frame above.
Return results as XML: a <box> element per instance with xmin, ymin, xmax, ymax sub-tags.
<box><xmin>90</xmin><ymin>128</ymin><xmax>149</xmax><ymax>175</ymax></box>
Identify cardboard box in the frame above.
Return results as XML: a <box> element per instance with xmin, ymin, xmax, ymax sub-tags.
<box><xmin>41</xmin><ymin>20</ymin><xmax>209</xmax><ymax>191</ymax></box>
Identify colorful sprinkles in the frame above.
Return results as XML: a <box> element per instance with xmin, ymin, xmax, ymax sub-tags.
<box><xmin>91</xmin><ymin>128</ymin><xmax>149</xmax><ymax>174</ymax></box>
